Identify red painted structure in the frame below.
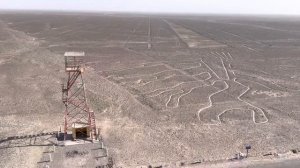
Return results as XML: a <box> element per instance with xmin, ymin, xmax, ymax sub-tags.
<box><xmin>62</xmin><ymin>52</ymin><xmax>97</xmax><ymax>140</ymax></box>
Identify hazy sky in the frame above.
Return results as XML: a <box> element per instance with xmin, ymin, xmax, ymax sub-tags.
<box><xmin>0</xmin><ymin>0</ymin><xmax>299</xmax><ymax>15</ymax></box>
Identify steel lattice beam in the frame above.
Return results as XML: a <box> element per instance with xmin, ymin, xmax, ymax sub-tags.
<box><xmin>62</xmin><ymin>52</ymin><xmax>97</xmax><ymax>140</ymax></box>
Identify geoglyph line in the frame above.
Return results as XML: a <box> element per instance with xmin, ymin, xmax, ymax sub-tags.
<box><xmin>174</xmin><ymin>86</ymin><xmax>207</xmax><ymax>108</ymax></box>
<box><xmin>107</xmin><ymin>49</ymin><xmax>268</xmax><ymax>125</ymax></box>
<box><xmin>199</xmin><ymin>78</ymin><xmax>268</xmax><ymax>125</ymax></box>
<box><xmin>215</xmin><ymin>52</ymin><xmax>227</xmax><ymax>60</ymax></box>
<box><xmin>221</xmin><ymin>52</ymin><xmax>230</xmax><ymax>60</ymax></box>
<box><xmin>209</xmin><ymin>52</ymin><xmax>219</xmax><ymax>59</ymax></box>
<box><xmin>200</xmin><ymin>59</ymin><xmax>221</xmax><ymax>79</ymax></box>
<box><xmin>166</xmin><ymin>90</ymin><xmax>185</xmax><ymax>108</ymax></box>
<box><xmin>146</xmin><ymin>82</ymin><xmax>185</xmax><ymax>97</ymax></box>
<box><xmin>242</xmin><ymin>44</ymin><xmax>259</xmax><ymax>52</ymax></box>
<box><xmin>161</xmin><ymin>18</ymin><xmax>189</xmax><ymax>48</ymax></box>
<box><xmin>233</xmin><ymin>78</ymin><xmax>268</xmax><ymax>124</ymax></box>
<box><xmin>202</xmin><ymin>108</ymin><xmax>251</xmax><ymax>125</ymax></box>
<box><xmin>220</xmin><ymin>57</ymin><xmax>230</xmax><ymax>80</ymax></box>
<box><xmin>137</xmin><ymin>73</ymin><xmax>178</xmax><ymax>87</ymax></box>
<box><xmin>210</xmin><ymin>52</ymin><xmax>225</xmax><ymax>60</ymax></box>
<box><xmin>221</xmin><ymin>52</ymin><xmax>228</xmax><ymax>60</ymax></box>
<box><xmin>193</xmin><ymin>72</ymin><xmax>212</xmax><ymax>81</ymax></box>
<box><xmin>227</xmin><ymin>52</ymin><xmax>233</xmax><ymax>60</ymax></box>
<box><xmin>197</xmin><ymin>81</ymin><xmax>229</xmax><ymax>122</ymax></box>
<box><xmin>236</xmin><ymin>71</ymin><xmax>287</xmax><ymax>91</ymax></box>
<box><xmin>182</xmin><ymin>63</ymin><xmax>202</xmax><ymax>70</ymax></box>
<box><xmin>239</xmin><ymin>78</ymin><xmax>272</xmax><ymax>90</ymax></box>
<box><xmin>217</xmin><ymin>108</ymin><xmax>253</xmax><ymax>125</ymax></box>
<box><xmin>147</xmin><ymin>80</ymin><xmax>204</xmax><ymax>98</ymax></box>
<box><xmin>119</xmin><ymin>69</ymin><xmax>174</xmax><ymax>80</ymax></box>
<box><xmin>106</xmin><ymin>50</ymin><xmax>267</xmax><ymax>125</ymax></box>
<box><xmin>147</xmin><ymin>16</ymin><xmax>152</xmax><ymax>49</ymax></box>
<box><xmin>109</xmin><ymin>63</ymin><xmax>165</xmax><ymax>74</ymax></box>
<box><xmin>124</xmin><ymin>21</ymin><xmax>142</xmax><ymax>47</ymax></box>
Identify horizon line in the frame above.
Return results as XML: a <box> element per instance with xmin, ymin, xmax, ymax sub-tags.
<box><xmin>1</xmin><ymin>8</ymin><xmax>300</xmax><ymax>17</ymax></box>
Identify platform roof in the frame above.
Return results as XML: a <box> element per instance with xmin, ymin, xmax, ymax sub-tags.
<box><xmin>64</xmin><ymin>51</ymin><xmax>85</xmax><ymax>57</ymax></box>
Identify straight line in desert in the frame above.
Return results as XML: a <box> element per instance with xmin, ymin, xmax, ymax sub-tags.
<box><xmin>257</xmin><ymin>75</ymin><xmax>300</xmax><ymax>91</ymax></box>
<box><xmin>124</xmin><ymin>21</ymin><xmax>142</xmax><ymax>47</ymax></box>
<box><xmin>135</xmin><ymin>63</ymin><xmax>203</xmax><ymax>86</ymax></box>
<box><xmin>138</xmin><ymin>73</ymin><xmax>178</xmax><ymax>87</ymax></box>
<box><xmin>220</xmin><ymin>30</ymin><xmax>251</xmax><ymax>42</ymax></box>
<box><xmin>216</xmin><ymin>52</ymin><xmax>228</xmax><ymax>61</ymax></box>
<box><xmin>118</xmin><ymin>69</ymin><xmax>176</xmax><ymax>82</ymax></box>
<box><xmin>239</xmin><ymin>78</ymin><xmax>272</xmax><ymax>90</ymax></box>
<box><xmin>89</xmin><ymin>76</ymin><xmax>149</xmax><ymax>112</ymax></box>
<box><xmin>221</xmin><ymin>52</ymin><xmax>230</xmax><ymax>60</ymax></box>
<box><xmin>242</xmin><ymin>44</ymin><xmax>259</xmax><ymax>52</ymax></box>
<box><xmin>221</xmin><ymin>52</ymin><xmax>229</xmax><ymax>60</ymax></box>
<box><xmin>182</xmin><ymin>63</ymin><xmax>202</xmax><ymax>71</ymax></box>
<box><xmin>162</xmin><ymin>63</ymin><xmax>205</xmax><ymax>82</ymax></box>
<box><xmin>237</xmin><ymin>72</ymin><xmax>287</xmax><ymax>91</ymax></box>
<box><xmin>200</xmin><ymin>59</ymin><xmax>221</xmax><ymax>79</ymax></box>
<box><xmin>207</xmin><ymin>52</ymin><xmax>218</xmax><ymax>59</ymax></box>
<box><xmin>147</xmin><ymin>80</ymin><xmax>203</xmax><ymax>98</ymax></box>
<box><xmin>176</xmin><ymin>60</ymin><xmax>202</xmax><ymax>66</ymax></box>
<box><xmin>214</xmin><ymin>52</ymin><xmax>227</xmax><ymax>60</ymax></box>
<box><xmin>145</xmin><ymin>82</ymin><xmax>185</xmax><ymax>96</ymax></box>
<box><xmin>161</xmin><ymin>18</ymin><xmax>189</xmax><ymax>48</ymax></box>
<box><xmin>227</xmin><ymin>52</ymin><xmax>233</xmax><ymax>60</ymax></box>
<box><xmin>147</xmin><ymin>16</ymin><xmax>152</xmax><ymax>49</ymax></box>
<box><xmin>220</xmin><ymin>57</ymin><xmax>230</xmax><ymax>80</ymax></box>
<box><xmin>108</xmin><ymin>63</ymin><xmax>165</xmax><ymax>74</ymax></box>
<box><xmin>231</xmin><ymin>70</ymin><xmax>236</xmax><ymax>76</ymax></box>
<box><xmin>209</xmin><ymin>52</ymin><xmax>222</xmax><ymax>59</ymax></box>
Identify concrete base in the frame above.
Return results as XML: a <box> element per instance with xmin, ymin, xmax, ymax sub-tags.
<box><xmin>37</xmin><ymin>142</ymin><xmax>112</xmax><ymax>168</ymax></box>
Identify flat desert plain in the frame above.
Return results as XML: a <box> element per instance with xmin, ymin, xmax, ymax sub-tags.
<box><xmin>0</xmin><ymin>12</ymin><xmax>300</xmax><ymax>167</ymax></box>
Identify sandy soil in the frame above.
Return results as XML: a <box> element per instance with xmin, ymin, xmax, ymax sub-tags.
<box><xmin>0</xmin><ymin>12</ymin><xmax>300</xmax><ymax>167</ymax></box>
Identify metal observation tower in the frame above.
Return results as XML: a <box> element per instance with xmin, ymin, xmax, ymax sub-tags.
<box><xmin>62</xmin><ymin>52</ymin><xmax>97</xmax><ymax>141</ymax></box>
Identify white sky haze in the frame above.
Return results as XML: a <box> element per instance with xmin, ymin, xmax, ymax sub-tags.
<box><xmin>0</xmin><ymin>0</ymin><xmax>299</xmax><ymax>15</ymax></box>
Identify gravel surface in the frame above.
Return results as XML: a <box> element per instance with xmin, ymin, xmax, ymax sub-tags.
<box><xmin>0</xmin><ymin>12</ymin><xmax>300</xmax><ymax>167</ymax></box>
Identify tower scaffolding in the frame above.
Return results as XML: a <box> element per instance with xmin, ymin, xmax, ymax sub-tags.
<box><xmin>62</xmin><ymin>51</ymin><xmax>97</xmax><ymax>141</ymax></box>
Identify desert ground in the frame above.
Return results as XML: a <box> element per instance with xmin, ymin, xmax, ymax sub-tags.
<box><xmin>0</xmin><ymin>11</ymin><xmax>300</xmax><ymax>167</ymax></box>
